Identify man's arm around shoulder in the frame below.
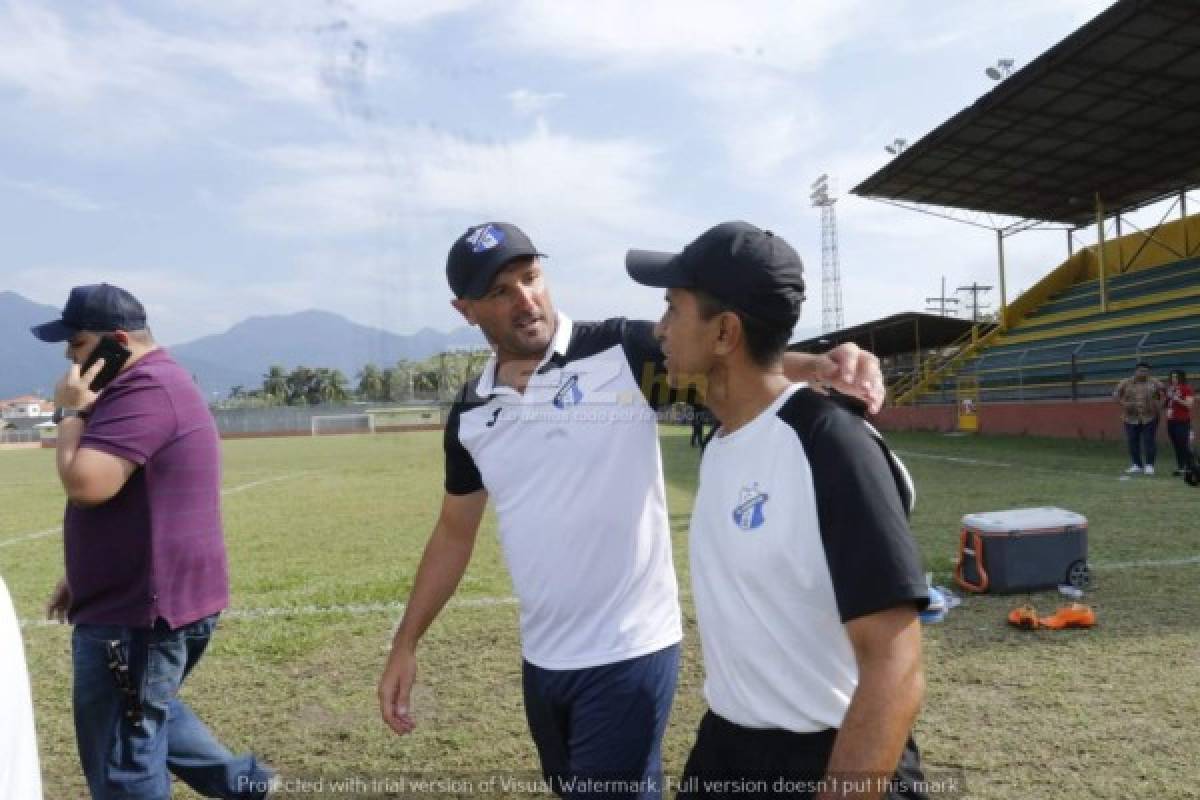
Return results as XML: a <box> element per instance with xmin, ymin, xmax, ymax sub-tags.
<box><xmin>378</xmin><ymin>489</ymin><xmax>487</xmax><ymax>736</ymax></box>
<box><xmin>817</xmin><ymin>606</ymin><xmax>924</xmax><ymax>800</ymax></box>
<box><xmin>783</xmin><ymin>344</ymin><xmax>884</xmax><ymax>414</ymax></box>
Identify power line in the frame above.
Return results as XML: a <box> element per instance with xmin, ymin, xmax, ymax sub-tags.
<box><xmin>957</xmin><ymin>282</ymin><xmax>994</xmax><ymax>322</ymax></box>
<box><xmin>925</xmin><ymin>276</ymin><xmax>960</xmax><ymax>317</ymax></box>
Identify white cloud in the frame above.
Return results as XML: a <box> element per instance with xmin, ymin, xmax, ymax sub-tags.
<box><xmin>507</xmin><ymin>89</ymin><xmax>566</xmax><ymax>118</ymax></box>
<box><xmin>0</xmin><ymin>0</ymin><xmax>1140</xmax><ymax>345</ymax></box>
<box><xmin>496</xmin><ymin>0</ymin><xmax>864</xmax><ymax>73</ymax></box>
<box><xmin>484</xmin><ymin>1</ymin><xmax>867</xmax><ymax>180</ymax></box>
<box><xmin>0</xmin><ymin>2</ymin><xmax>415</xmax><ymax>150</ymax></box>
<box><xmin>170</xmin><ymin>0</ymin><xmax>482</xmax><ymax>30</ymax></box>
<box><xmin>1</xmin><ymin>177</ymin><xmax>102</xmax><ymax>212</ymax></box>
<box><xmin>691</xmin><ymin>65</ymin><xmax>825</xmax><ymax>180</ymax></box>
<box><xmin>238</xmin><ymin>120</ymin><xmax>685</xmax><ymax>239</ymax></box>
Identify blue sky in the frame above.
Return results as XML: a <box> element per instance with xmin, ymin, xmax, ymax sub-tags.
<box><xmin>0</xmin><ymin>0</ymin><xmax>1146</xmax><ymax>346</ymax></box>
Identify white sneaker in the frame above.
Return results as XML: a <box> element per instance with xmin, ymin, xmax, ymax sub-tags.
<box><xmin>1145</xmin><ymin>465</ymin><xmax>1155</xmax><ymax>476</ymax></box>
<box><xmin>1125</xmin><ymin>465</ymin><xmax>1142</xmax><ymax>474</ymax></box>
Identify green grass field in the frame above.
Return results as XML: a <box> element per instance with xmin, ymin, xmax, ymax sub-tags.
<box><xmin>2</xmin><ymin>428</ymin><xmax>1198</xmax><ymax>799</ymax></box>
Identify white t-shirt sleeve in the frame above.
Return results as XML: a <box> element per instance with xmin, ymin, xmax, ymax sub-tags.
<box><xmin>0</xmin><ymin>576</ymin><xmax>43</xmax><ymax>799</ymax></box>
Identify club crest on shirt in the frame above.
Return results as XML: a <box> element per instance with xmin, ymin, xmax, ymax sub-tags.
<box><xmin>552</xmin><ymin>374</ymin><xmax>584</xmax><ymax>409</ymax></box>
<box><xmin>732</xmin><ymin>483</ymin><xmax>768</xmax><ymax>530</ymax></box>
<box><xmin>466</xmin><ymin>224</ymin><xmax>505</xmax><ymax>253</ymax></box>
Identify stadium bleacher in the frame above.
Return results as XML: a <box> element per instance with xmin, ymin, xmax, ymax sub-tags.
<box><xmin>918</xmin><ymin>255</ymin><xmax>1200</xmax><ymax>404</ymax></box>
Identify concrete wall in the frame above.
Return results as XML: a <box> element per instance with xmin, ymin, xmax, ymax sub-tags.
<box><xmin>874</xmin><ymin>399</ymin><xmax>1138</xmax><ymax>441</ymax></box>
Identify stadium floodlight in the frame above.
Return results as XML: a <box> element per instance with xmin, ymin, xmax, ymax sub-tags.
<box><xmin>985</xmin><ymin>58</ymin><xmax>1015</xmax><ymax>81</ymax></box>
<box><xmin>885</xmin><ymin>137</ymin><xmax>907</xmax><ymax>155</ymax></box>
<box><xmin>810</xmin><ymin>174</ymin><xmax>832</xmax><ymax>206</ymax></box>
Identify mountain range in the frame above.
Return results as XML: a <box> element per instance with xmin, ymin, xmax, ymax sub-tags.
<box><xmin>0</xmin><ymin>291</ymin><xmax>485</xmax><ymax>399</ymax></box>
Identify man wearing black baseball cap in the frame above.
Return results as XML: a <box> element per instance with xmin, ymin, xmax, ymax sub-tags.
<box><xmin>33</xmin><ymin>284</ymin><xmax>275</xmax><ymax>799</ymax></box>
<box><xmin>629</xmin><ymin>221</ymin><xmax>929</xmax><ymax>800</ymax></box>
<box><xmin>379</xmin><ymin>222</ymin><xmax>889</xmax><ymax>798</ymax></box>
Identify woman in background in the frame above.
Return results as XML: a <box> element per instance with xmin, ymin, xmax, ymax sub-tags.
<box><xmin>1165</xmin><ymin>369</ymin><xmax>1195</xmax><ymax>477</ymax></box>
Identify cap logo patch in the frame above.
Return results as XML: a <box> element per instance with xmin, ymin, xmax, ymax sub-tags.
<box><xmin>467</xmin><ymin>224</ymin><xmax>505</xmax><ymax>253</ymax></box>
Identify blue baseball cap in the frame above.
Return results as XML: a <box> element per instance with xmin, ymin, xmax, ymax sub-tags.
<box><xmin>30</xmin><ymin>283</ymin><xmax>147</xmax><ymax>342</ymax></box>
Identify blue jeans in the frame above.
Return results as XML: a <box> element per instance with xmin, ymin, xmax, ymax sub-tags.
<box><xmin>1124</xmin><ymin>419</ymin><xmax>1158</xmax><ymax>468</ymax></box>
<box><xmin>1167</xmin><ymin>420</ymin><xmax>1192</xmax><ymax>470</ymax></box>
<box><xmin>523</xmin><ymin>643</ymin><xmax>680</xmax><ymax>800</ymax></box>
<box><xmin>72</xmin><ymin>614</ymin><xmax>272</xmax><ymax>799</ymax></box>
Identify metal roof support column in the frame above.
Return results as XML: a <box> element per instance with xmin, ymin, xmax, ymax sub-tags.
<box><xmin>1067</xmin><ymin>229</ymin><xmax>1074</xmax><ymax>258</ymax></box>
<box><xmin>1096</xmin><ymin>193</ymin><xmax>1108</xmax><ymax>313</ymax></box>
<box><xmin>1115</xmin><ymin>213</ymin><xmax>1124</xmax><ymax>273</ymax></box>
<box><xmin>914</xmin><ymin>317</ymin><xmax>921</xmax><ymax>397</ymax></box>
<box><xmin>1183</xmin><ymin>191</ymin><xmax>1191</xmax><ymax>256</ymax></box>
<box><xmin>996</xmin><ymin>229</ymin><xmax>1008</xmax><ymax>330</ymax></box>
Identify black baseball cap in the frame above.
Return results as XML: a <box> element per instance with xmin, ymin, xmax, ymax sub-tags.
<box><xmin>446</xmin><ymin>222</ymin><xmax>546</xmax><ymax>299</ymax></box>
<box><xmin>626</xmin><ymin>221</ymin><xmax>806</xmax><ymax>328</ymax></box>
<box><xmin>30</xmin><ymin>283</ymin><xmax>147</xmax><ymax>342</ymax></box>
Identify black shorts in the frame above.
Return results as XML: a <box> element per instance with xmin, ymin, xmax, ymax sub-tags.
<box><xmin>678</xmin><ymin>711</ymin><xmax>928</xmax><ymax>800</ymax></box>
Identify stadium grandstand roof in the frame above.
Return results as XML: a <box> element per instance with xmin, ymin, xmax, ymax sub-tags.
<box><xmin>853</xmin><ymin>0</ymin><xmax>1200</xmax><ymax>227</ymax></box>
<box><xmin>790</xmin><ymin>312</ymin><xmax>977</xmax><ymax>358</ymax></box>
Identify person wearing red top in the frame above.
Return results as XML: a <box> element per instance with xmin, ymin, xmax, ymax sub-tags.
<box><xmin>1165</xmin><ymin>369</ymin><xmax>1195</xmax><ymax>476</ymax></box>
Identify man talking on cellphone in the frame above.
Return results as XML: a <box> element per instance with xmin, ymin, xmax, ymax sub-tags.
<box><xmin>32</xmin><ymin>284</ymin><xmax>274</xmax><ymax>800</ymax></box>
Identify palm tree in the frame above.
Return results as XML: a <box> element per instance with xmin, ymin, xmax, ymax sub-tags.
<box><xmin>386</xmin><ymin>361</ymin><xmax>418</xmax><ymax>401</ymax></box>
<box><xmin>263</xmin><ymin>366</ymin><xmax>288</xmax><ymax>405</ymax></box>
<box><xmin>321</xmin><ymin>369</ymin><xmax>349</xmax><ymax>404</ymax></box>
<box><xmin>357</xmin><ymin>364</ymin><xmax>385</xmax><ymax>402</ymax></box>
<box><xmin>286</xmin><ymin>366</ymin><xmax>316</xmax><ymax>406</ymax></box>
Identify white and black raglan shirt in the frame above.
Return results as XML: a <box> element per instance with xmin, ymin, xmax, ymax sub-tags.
<box><xmin>443</xmin><ymin>312</ymin><xmax>682</xmax><ymax>670</ymax></box>
<box><xmin>690</xmin><ymin>383</ymin><xmax>928</xmax><ymax>732</ymax></box>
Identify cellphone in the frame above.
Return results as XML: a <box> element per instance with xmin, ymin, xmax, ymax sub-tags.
<box><xmin>81</xmin><ymin>336</ymin><xmax>132</xmax><ymax>391</ymax></box>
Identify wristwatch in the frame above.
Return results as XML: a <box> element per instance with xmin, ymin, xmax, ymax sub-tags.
<box><xmin>52</xmin><ymin>407</ymin><xmax>88</xmax><ymax>425</ymax></box>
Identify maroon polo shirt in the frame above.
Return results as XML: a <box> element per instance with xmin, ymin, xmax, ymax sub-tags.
<box><xmin>64</xmin><ymin>348</ymin><xmax>230</xmax><ymax>628</ymax></box>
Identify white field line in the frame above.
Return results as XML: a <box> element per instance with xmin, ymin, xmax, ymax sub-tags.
<box><xmin>1094</xmin><ymin>555</ymin><xmax>1200</xmax><ymax>570</ymax></box>
<box><xmin>0</xmin><ymin>472</ymin><xmax>306</xmax><ymax>549</ymax></box>
<box><xmin>0</xmin><ymin>525</ymin><xmax>61</xmax><ymax>549</ymax></box>
<box><xmin>220</xmin><ymin>472</ymin><xmax>307</xmax><ymax>497</ymax></box>
<box><xmin>20</xmin><ymin>595</ymin><xmax>518</xmax><ymax>630</ymax></box>
<box><xmin>897</xmin><ymin>450</ymin><xmax>1123</xmax><ymax>480</ymax></box>
<box><xmin>894</xmin><ymin>451</ymin><xmax>1015</xmax><ymax>469</ymax></box>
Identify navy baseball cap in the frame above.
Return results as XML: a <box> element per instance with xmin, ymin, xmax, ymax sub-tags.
<box><xmin>626</xmin><ymin>221</ymin><xmax>806</xmax><ymax>328</ymax></box>
<box><xmin>30</xmin><ymin>283</ymin><xmax>147</xmax><ymax>342</ymax></box>
<box><xmin>446</xmin><ymin>222</ymin><xmax>546</xmax><ymax>299</ymax></box>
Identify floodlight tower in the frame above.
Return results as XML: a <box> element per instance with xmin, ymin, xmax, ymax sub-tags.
<box><xmin>809</xmin><ymin>174</ymin><xmax>843</xmax><ymax>333</ymax></box>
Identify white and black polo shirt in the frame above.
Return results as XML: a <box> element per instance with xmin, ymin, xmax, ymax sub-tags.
<box><xmin>444</xmin><ymin>312</ymin><xmax>682</xmax><ymax>670</ymax></box>
<box><xmin>690</xmin><ymin>383</ymin><xmax>927</xmax><ymax>733</ymax></box>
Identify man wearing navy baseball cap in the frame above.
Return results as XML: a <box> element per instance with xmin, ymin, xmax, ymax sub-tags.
<box><xmin>30</xmin><ymin>283</ymin><xmax>148</xmax><ymax>344</ymax></box>
<box><xmin>630</xmin><ymin>222</ymin><xmax>929</xmax><ymax>799</ymax></box>
<box><xmin>378</xmin><ymin>222</ymin><xmax>889</xmax><ymax>798</ymax></box>
<box><xmin>33</xmin><ymin>284</ymin><xmax>275</xmax><ymax>799</ymax></box>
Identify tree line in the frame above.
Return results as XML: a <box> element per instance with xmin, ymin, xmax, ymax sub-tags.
<box><xmin>221</xmin><ymin>350</ymin><xmax>491</xmax><ymax>408</ymax></box>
